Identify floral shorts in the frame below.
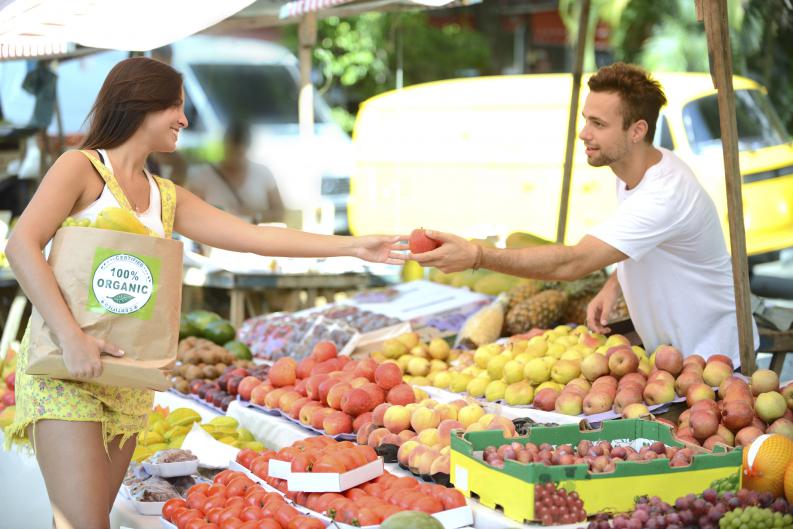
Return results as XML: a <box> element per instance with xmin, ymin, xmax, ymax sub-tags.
<box><xmin>3</xmin><ymin>323</ymin><xmax>153</xmax><ymax>453</ymax></box>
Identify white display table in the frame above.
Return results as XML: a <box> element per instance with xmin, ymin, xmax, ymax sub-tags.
<box><xmin>4</xmin><ymin>391</ymin><xmax>572</xmax><ymax>529</ymax></box>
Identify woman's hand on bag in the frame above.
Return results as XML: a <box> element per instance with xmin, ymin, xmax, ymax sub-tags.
<box><xmin>353</xmin><ymin>235</ymin><xmax>408</xmax><ymax>265</ymax></box>
<box><xmin>61</xmin><ymin>332</ymin><xmax>125</xmax><ymax>379</ymax></box>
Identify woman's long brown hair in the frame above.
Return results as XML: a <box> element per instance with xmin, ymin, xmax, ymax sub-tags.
<box><xmin>81</xmin><ymin>57</ymin><xmax>182</xmax><ymax>150</ymax></box>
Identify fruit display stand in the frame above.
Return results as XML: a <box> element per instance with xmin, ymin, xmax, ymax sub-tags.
<box><xmin>450</xmin><ymin>419</ymin><xmax>741</xmax><ymax>525</ymax></box>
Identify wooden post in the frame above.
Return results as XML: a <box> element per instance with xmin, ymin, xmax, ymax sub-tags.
<box><xmin>698</xmin><ymin>0</ymin><xmax>756</xmax><ymax>374</ymax></box>
<box><xmin>298</xmin><ymin>12</ymin><xmax>317</xmax><ymax>139</ymax></box>
<box><xmin>556</xmin><ymin>0</ymin><xmax>591</xmax><ymax>244</ymax></box>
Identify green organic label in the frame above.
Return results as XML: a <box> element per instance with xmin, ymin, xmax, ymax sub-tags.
<box><xmin>87</xmin><ymin>247</ymin><xmax>161</xmax><ymax>320</ymax></box>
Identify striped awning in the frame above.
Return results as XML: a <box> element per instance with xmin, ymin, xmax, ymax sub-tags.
<box><xmin>0</xmin><ymin>0</ymin><xmax>256</xmax><ymax>57</ymax></box>
<box><xmin>278</xmin><ymin>0</ymin><xmax>465</xmax><ymax>20</ymax></box>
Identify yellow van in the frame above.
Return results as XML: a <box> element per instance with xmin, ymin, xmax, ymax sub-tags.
<box><xmin>347</xmin><ymin>73</ymin><xmax>793</xmax><ymax>256</ymax></box>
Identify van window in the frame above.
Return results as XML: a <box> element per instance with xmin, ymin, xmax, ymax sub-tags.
<box><xmin>682</xmin><ymin>89</ymin><xmax>789</xmax><ymax>154</ymax></box>
<box><xmin>654</xmin><ymin>115</ymin><xmax>674</xmax><ymax>150</ymax></box>
<box><xmin>190</xmin><ymin>63</ymin><xmax>326</xmax><ymax>124</ymax></box>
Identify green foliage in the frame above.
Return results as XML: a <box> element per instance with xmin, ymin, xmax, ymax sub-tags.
<box><xmin>283</xmin><ymin>12</ymin><xmax>491</xmax><ymax>133</ymax></box>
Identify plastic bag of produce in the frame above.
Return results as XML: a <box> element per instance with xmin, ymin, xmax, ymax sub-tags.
<box><xmin>455</xmin><ymin>293</ymin><xmax>508</xmax><ymax>349</ymax></box>
<box><xmin>26</xmin><ymin>227</ymin><xmax>183</xmax><ymax>390</ymax></box>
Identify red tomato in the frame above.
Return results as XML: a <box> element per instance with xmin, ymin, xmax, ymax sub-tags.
<box><xmin>219</xmin><ymin>517</ymin><xmax>245</xmax><ymax>529</ymax></box>
<box><xmin>227</xmin><ymin>476</ymin><xmax>254</xmax><ymax>497</ymax></box>
<box><xmin>440</xmin><ymin>489</ymin><xmax>466</xmax><ymax>509</ymax></box>
<box><xmin>389</xmin><ymin>476</ymin><xmax>420</xmax><ymax>490</ymax></box>
<box><xmin>290</xmin><ymin>452</ymin><xmax>316</xmax><ymax>472</ymax></box>
<box><xmin>236</xmin><ymin>448</ymin><xmax>259</xmax><ymax>469</ymax></box>
<box><xmin>217</xmin><ymin>505</ymin><xmax>243</xmax><ymax>526</ymax></box>
<box><xmin>203</xmin><ymin>495</ymin><xmax>227</xmax><ymax>513</ymax></box>
<box><xmin>188</xmin><ymin>483</ymin><xmax>212</xmax><ymax>498</ymax></box>
<box><xmin>214</xmin><ymin>470</ymin><xmax>241</xmax><ymax>486</ymax></box>
<box><xmin>240</xmin><ymin>506</ymin><xmax>264</xmax><ymax>522</ymax></box>
<box><xmin>186</xmin><ymin>493</ymin><xmax>208</xmax><ymax>511</ymax></box>
<box><xmin>356</xmin><ymin>507</ymin><xmax>381</xmax><ymax>526</ymax></box>
<box><xmin>225</xmin><ymin>496</ymin><xmax>245</xmax><ymax>509</ymax></box>
<box><xmin>185</xmin><ymin>519</ymin><xmax>209</xmax><ymax>529</ymax></box>
<box><xmin>343</xmin><ymin>488</ymin><xmax>367</xmax><ymax>500</ymax></box>
<box><xmin>207</xmin><ymin>484</ymin><xmax>229</xmax><ymax>497</ymax></box>
<box><xmin>206</xmin><ymin>507</ymin><xmax>225</xmax><ymax>524</ymax></box>
<box><xmin>312</xmin><ymin>454</ymin><xmax>346</xmax><ymax>473</ymax></box>
<box><xmin>244</xmin><ymin>487</ymin><xmax>267</xmax><ymax>508</ymax></box>
<box><xmin>175</xmin><ymin>508</ymin><xmax>203</xmax><ymax>529</ymax></box>
<box><xmin>412</xmin><ymin>496</ymin><xmax>443</xmax><ymax>514</ymax></box>
<box><xmin>256</xmin><ymin>520</ymin><xmax>282</xmax><ymax>529</ymax></box>
<box><xmin>290</xmin><ymin>516</ymin><xmax>325</xmax><ymax>529</ymax></box>
<box><xmin>274</xmin><ymin>503</ymin><xmax>301</xmax><ymax>528</ymax></box>
<box><xmin>237</xmin><ymin>522</ymin><xmax>260</xmax><ymax>529</ymax></box>
<box><xmin>163</xmin><ymin>499</ymin><xmax>187</xmax><ymax>522</ymax></box>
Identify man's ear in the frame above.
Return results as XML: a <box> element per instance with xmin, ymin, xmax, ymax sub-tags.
<box><xmin>631</xmin><ymin>119</ymin><xmax>649</xmax><ymax>144</ymax></box>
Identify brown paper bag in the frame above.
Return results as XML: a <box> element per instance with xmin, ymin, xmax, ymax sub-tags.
<box><xmin>26</xmin><ymin>226</ymin><xmax>183</xmax><ymax>390</ymax></box>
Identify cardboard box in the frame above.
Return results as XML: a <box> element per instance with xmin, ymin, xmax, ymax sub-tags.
<box><xmin>268</xmin><ymin>457</ymin><xmax>291</xmax><ymax>479</ymax></box>
<box><xmin>450</xmin><ymin>419</ymin><xmax>741</xmax><ymax>523</ymax></box>
<box><xmin>228</xmin><ymin>461</ymin><xmax>473</xmax><ymax>529</ymax></box>
<box><xmin>286</xmin><ymin>457</ymin><xmax>384</xmax><ymax>492</ymax></box>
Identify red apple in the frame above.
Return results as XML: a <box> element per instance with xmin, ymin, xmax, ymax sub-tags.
<box><xmin>409</xmin><ymin>229</ymin><xmax>441</xmax><ymax>254</ymax></box>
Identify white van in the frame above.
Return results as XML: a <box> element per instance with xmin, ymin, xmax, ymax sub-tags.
<box><xmin>0</xmin><ymin>36</ymin><xmax>353</xmax><ymax>232</ymax></box>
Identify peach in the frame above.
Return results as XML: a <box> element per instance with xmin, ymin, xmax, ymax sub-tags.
<box><xmin>397</xmin><ymin>440</ymin><xmax>421</xmax><ymax>466</ymax></box>
<box><xmin>410</xmin><ymin>407</ymin><xmax>441</xmax><ymax>433</ymax></box>
<box><xmin>353</xmin><ymin>411</ymin><xmax>373</xmax><ymax>432</ymax></box>
<box><xmin>429</xmin><ymin>453</ymin><xmax>450</xmax><ymax>475</ymax></box>
<box><xmin>487</xmin><ymin>416</ymin><xmax>517</xmax><ymax>437</ymax></box>
<box><xmin>372</xmin><ymin>402</ymin><xmax>390</xmax><ymax>427</ymax></box>
<box><xmin>387</xmin><ymin>383</ymin><xmax>416</xmax><ymax>405</ymax></box>
<box><xmin>374</xmin><ymin>362</ymin><xmax>403</xmax><ymax>391</ymax></box>
<box><xmin>360</xmin><ymin>383</ymin><xmax>386</xmax><ymax>408</ymax></box>
<box><xmin>434</xmin><ymin>404</ymin><xmax>458</xmax><ymax>422</ymax></box>
<box><xmin>398</xmin><ymin>430</ymin><xmax>417</xmax><ymax>443</ymax></box>
<box><xmin>457</xmin><ymin>404</ymin><xmax>485</xmax><ymax>428</ymax></box>
<box><xmin>322</xmin><ymin>411</ymin><xmax>353</xmax><ymax>435</ymax></box>
<box><xmin>354</xmin><ymin>358</ymin><xmax>378</xmax><ymax>382</ymax></box>
<box><xmin>341</xmin><ymin>388</ymin><xmax>373</xmax><ymax>416</ymax></box>
<box><xmin>366</xmin><ymin>427</ymin><xmax>391</xmax><ymax>447</ymax></box>
<box><xmin>380</xmin><ymin>433</ymin><xmax>403</xmax><ymax>447</ymax></box>
<box><xmin>437</xmin><ymin>419</ymin><xmax>464</xmax><ymax>445</ymax></box>
<box><xmin>417</xmin><ymin>427</ymin><xmax>441</xmax><ymax>447</ymax></box>
<box><xmin>417</xmin><ymin>448</ymin><xmax>441</xmax><ymax>475</ymax></box>
<box><xmin>326</xmin><ymin>382</ymin><xmax>352</xmax><ymax>410</ymax></box>
<box><xmin>383</xmin><ymin>405</ymin><xmax>411</xmax><ymax>434</ymax></box>
<box><xmin>356</xmin><ymin>422</ymin><xmax>377</xmax><ymax>445</ymax></box>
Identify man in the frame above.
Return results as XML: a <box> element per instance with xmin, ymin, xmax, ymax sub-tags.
<box><xmin>412</xmin><ymin>62</ymin><xmax>757</xmax><ymax>366</ymax></box>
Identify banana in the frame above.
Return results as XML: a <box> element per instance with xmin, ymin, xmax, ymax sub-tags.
<box><xmin>94</xmin><ymin>207</ymin><xmax>150</xmax><ymax>235</ymax></box>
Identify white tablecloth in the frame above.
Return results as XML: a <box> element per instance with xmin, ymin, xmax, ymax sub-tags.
<box><xmin>5</xmin><ymin>391</ymin><xmax>577</xmax><ymax>529</ymax></box>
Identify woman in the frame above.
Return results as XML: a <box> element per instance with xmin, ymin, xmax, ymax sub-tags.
<box><xmin>3</xmin><ymin>57</ymin><xmax>403</xmax><ymax>529</ymax></box>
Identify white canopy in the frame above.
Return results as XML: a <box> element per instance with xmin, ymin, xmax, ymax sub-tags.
<box><xmin>0</xmin><ymin>0</ymin><xmax>255</xmax><ymax>58</ymax></box>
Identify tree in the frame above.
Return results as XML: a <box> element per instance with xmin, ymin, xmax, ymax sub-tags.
<box><xmin>282</xmin><ymin>11</ymin><xmax>491</xmax><ymax>132</ymax></box>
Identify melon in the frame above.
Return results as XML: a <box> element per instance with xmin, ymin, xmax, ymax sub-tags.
<box><xmin>380</xmin><ymin>511</ymin><xmax>444</xmax><ymax>529</ymax></box>
<box><xmin>743</xmin><ymin>433</ymin><xmax>793</xmax><ymax>497</ymax></box>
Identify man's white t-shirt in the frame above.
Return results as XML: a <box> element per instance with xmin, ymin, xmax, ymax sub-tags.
<box><xmin>589</xmin><ymin>147</ymin><xmax>758</xmax><ymax>367</ymax></box>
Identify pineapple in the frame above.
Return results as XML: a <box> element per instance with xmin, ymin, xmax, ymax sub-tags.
<box><xmin>505</xmin><ymin>289</ymin><xmax>568</xmax><ymax>335</ymax></box>
<box><xmin>558</xmin><ymin>272</ymin><xmax>608</xmax><ymax>324</ymax></box>
<box><xmin>506</xmin><ymin>280</ymin><xmax>545</xmax><ymax>312</ymax></box>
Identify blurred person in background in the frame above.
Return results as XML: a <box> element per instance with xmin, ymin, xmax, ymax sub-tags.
<box><xmin>186</xmin><ymin>120</ymin><xmax>285</xmax><ymax>224</ymax></box>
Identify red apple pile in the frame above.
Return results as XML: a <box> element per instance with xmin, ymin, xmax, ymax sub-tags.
<box><xmin>672</xmin><ymin>359</ymin><xmax>793</xmax><ymax>448</ymax></box>
<box><xmin>240</xmin><ymin>341</ymin><xmax>418</xmax><ymax>436</ymax></box>
<box><xmin>479</xmin><ymin>439</ymin><xmax>697</xmax><ymax>473</ymax></box>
